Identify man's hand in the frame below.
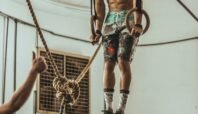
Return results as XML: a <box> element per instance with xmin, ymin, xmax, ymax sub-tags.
<box><xmin>130</xmin><ymin>24</ymin><xmax>143</xmax><ymax>38</ymax></box>
<box><xmin>31</xmin><ymin>52</ymin><xmax>47</xmax><ymax>73</ymax></box>
<box><xmin>90</xmin><ymin>30</ymin><xmax>102</xmax><ymax>45</ymax></box>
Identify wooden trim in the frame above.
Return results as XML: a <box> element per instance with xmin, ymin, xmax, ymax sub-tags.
<box><xmin>38</xmin><ymin>47</ymin><xmax>89</xmax><ymax>60</ymax></box>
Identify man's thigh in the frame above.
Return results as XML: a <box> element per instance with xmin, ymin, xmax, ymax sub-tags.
<box><xmin>118</xmin><ymin>32</ymin><xmax>134</xmax><ymax>61</ymax></box>
<box><xmin>102</xmin><ymin>33</ymin><xmax>119</xmax><ymax>62</ymax></box>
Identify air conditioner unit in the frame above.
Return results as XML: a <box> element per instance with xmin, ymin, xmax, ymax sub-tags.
<box><xmin>37</xmin><ymin>48</ymin><xmax>90</xmax><ymax>114</ymax></box>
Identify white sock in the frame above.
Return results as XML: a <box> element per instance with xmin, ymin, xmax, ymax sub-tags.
<box><xmin>117</xmin><ymin>92</ymin><xmax>129</xmax><ymax>112</ymax></box>
<box><xmin>104</xmin><ymin>92</ymin><xmax>113</xmax><ymax>111</ymax></box>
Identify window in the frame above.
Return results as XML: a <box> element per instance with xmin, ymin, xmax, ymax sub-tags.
<box><xmin>37</xmin><ymin>49</ymin><xmax>89</xmax><ymax>114</ymax></box>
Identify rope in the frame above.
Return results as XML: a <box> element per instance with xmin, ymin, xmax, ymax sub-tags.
<box><xmin>26</xmin><ymin>1</ymin><xmax>101</xmax><ymax>113</ymax></box>
<box><xmin>26</xmin><ymin>0</ymin><xmax>62</xmax><ymax>78</ymax></box>
<box><xmin>26</xmin><ymin>1</ymin><xmax>79</xmax><ymax>113</ymax></box>
<box><xmin>76</xmin><ymin>41</ymin><xmax>102</xmax><ymax>83</ymax></box>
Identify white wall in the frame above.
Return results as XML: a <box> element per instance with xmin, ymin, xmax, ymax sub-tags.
<box><xmin>0</xmin><ymin>18</ymin><xmax>17</xmax><ymax>104</ymax></box>
<box><xmin>124</xmin><ymin>40</ymin><xmax>198</xmax><ymax>114</ymax></box>
<box><xmin>0</xmin><ymin>0</ymin><xmax>197</xmax><ymax>114</ymax></box>
<box><xmin>15</xmin><ymin>24</ymin><xmax>37</xmax><ymax>114</ymax></box>
<box><xmin>4</xmin><ymin>19</ymin><xmax>16</xmax><ymax>103</ymax></box>
<box><xmin>0</xmin><ymin>0</ymin><xmax>91</xmax><ymax>40</ymax></box>
<box><xmin>142</xmin><ymin>0</ymin><xmax>198</xmax><ymax>43</ymax></box>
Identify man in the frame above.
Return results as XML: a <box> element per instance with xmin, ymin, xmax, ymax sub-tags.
<box><xmin>91</xmin><ymin>0</ymin><xmax>143</xmax><ymax>114</ymax></box>
<box><xmin>0</xmin><ymin>52</ymin><xmax>47</xmax><ymax>114</ymax></box>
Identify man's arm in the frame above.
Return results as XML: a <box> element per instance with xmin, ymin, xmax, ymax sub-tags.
<box><xmin>0</xmin><ymin>70</ymin><xmax>39</xmax><ymax>114</ymax></box>
<box><xmin>131</xmin><ymin>0</ymin><xmax>143</xmax><ymax>37</ymax></box>
<box><xmin>91</xmin><ymin>0</ymin><xmax>105</xmax><ymax>44</ymax></box>
<box><xmin>134</xmin><ymin>0</ymin><xmax>143</xmax><ymax>24</ymax></box>
<box><xmin>95</xmin><ymin>0</ymin><xmax>105</xmax><ymax>32</ymax></box>
<box><xmin>0</xmin><ymin>52</ymin><xmax>47</xmax><ymax>114</ymax></box>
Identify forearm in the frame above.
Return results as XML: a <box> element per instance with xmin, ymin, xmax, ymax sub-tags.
<box><xmin>9</xmin><ymin>69</ymin><xmax>38</xmax><ymax>112</ymax></box>
<box><xmin>95</xmin><ymin>0</ymin><xmax>105</xmax><ymax>31</ymax></box>
<box><xmin>134</xmin><ymin>0</ymin><xmax>143</xmax><ymax>24</ymax></box>
<box><xmin>135</xmin><ymin>12</ymin><xmax>142</xmax><ymax>24</ymax></box>
<box><xmin>0</xmin><ymin>53</ymin><xmax>47</xmax><ymax>114</ymax></box>
<box><xmin>0</xmin><ymin>69</ymin><xmax>38</xmax><ymax>114</ymax></box>
<box><xmin>0</xmin><ymin>103</ymin><xmax>13</xmax><ymax>114</ymax></box>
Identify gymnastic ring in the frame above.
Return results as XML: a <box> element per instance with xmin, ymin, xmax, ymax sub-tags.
<box><xmin>90</xmin><ymin>15</ymin><xmax>97</xmax><ymax>36</ymax></box>
<box><xmin>125</xmin><ymin>8</ymin><xmax>150</xmax><ymax>34</ymax></box>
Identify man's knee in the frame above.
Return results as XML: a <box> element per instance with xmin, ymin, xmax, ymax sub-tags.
<box><xmin>118</xmin><ymin>59</ymin><xmax>130</xmax><ymax>72</ymax></box>
<box><xmin>104</xmin><ymin>61</ymin><xmax>116</xmax><ymax>72</ymax></box>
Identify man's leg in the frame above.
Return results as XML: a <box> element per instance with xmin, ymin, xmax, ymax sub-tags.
<box><xmin>116</xmin><ymin>59</ymin><xmax>131</xmax><ymax>113</ymax></box>
<box><xmin>118</xmin><ymin>60</ymin><xmax>132</xmax><ymax>91</ymax></box>
<box><xmin>103</xmin><ymin>61</ymin><xmax>116</xmax><ymax>113</ymax></box>
<box><xmin>102</xmin><ymin>33</ymin><xmax>119</xmax><ymax>113</ymax></box>
<box><xmin>116</xmin><ymin>32</ymin><xmax>133</xmax><ymax>114</ymax></box>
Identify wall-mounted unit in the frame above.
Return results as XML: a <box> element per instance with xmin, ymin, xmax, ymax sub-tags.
<box><xmin>37</xmin><ymin>48</ymin><xmax>90</xmax><ymax>114</ymax></box>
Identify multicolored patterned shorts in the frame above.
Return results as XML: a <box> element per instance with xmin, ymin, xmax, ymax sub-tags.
<box><xmin>102</xmin><ymin>10</ymin><xmax>135</xmax><ymax>62</ymax></box>
<box><xmin>102</xmin><ymin>32</ymin><xmax>134</xmax><ymax>62</ymax></box>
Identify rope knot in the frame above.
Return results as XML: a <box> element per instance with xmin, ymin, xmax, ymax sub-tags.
<box><xmin>53</xmin><ymin>77</ymin><xmax>80</xmax><ymax>105</ymax></box>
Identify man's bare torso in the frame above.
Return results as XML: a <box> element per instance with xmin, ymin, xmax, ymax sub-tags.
<box><xmin>107</xmin><ymin>0</ymin><xmax>133</xmax><ymax>11</ymax></box>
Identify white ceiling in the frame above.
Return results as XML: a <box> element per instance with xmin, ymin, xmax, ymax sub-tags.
<box><xmin>45</xmin><ymin>0</ymin><xmax>197</xmax><ymax>17</ymax></box>
<box><xmin>181</xmin><ymin>0</ymin><xmax>198</xmax><ymax>17</ymax></box>
<box><xmin>47</xmin><ymin>0</ymin><xmax>90</xmax><ymax>10</ymax></box>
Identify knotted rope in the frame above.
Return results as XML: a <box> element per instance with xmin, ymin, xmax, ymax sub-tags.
<box><xmin>26</xmin><ymin>0</ymin><xmax>102</xmax><ymax>113</ymax></box>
